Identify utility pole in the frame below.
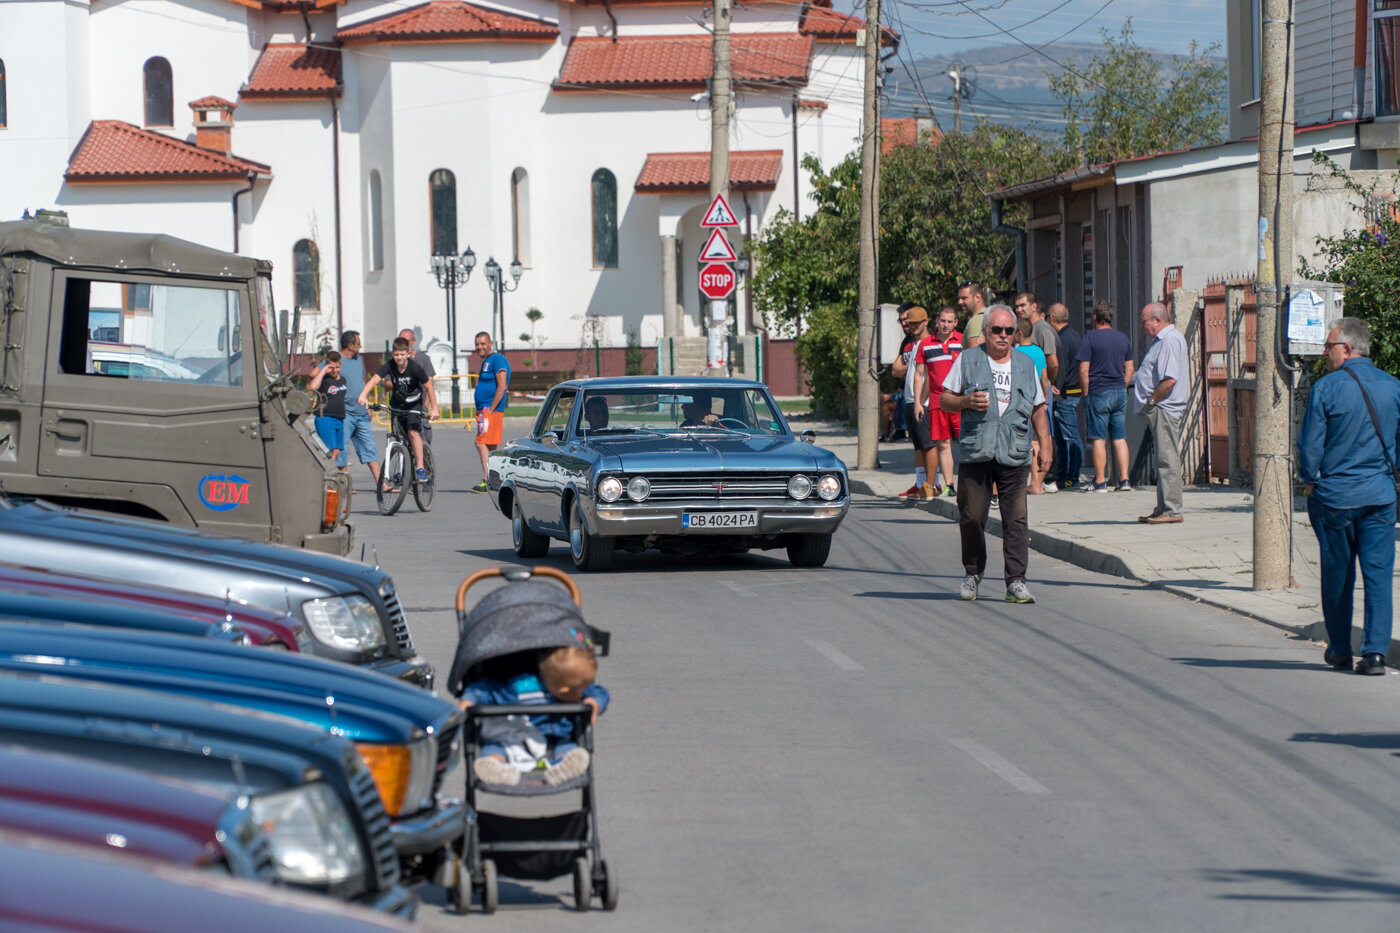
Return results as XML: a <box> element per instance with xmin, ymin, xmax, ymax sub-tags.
<box><xmin>855</xmin><ymin>0</ymin><xmax>880</xmax><ymax>470</ymax></box>
<box><xmin>949</xmin><ymin>66</ymin><xmax>962</xmax><ymax>134</ymax></box>
<box><xmin>707</xmin><ymin>0</ymin><xmax>732</xmax><ymax>376</ymax></box>
<box><xmin>1253</xmin><ymin>0</ymin><xmax>1294</xmax><ymax>590</ymax></box>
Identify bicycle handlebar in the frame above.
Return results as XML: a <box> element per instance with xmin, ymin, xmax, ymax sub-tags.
<box><xmin>368</xmin><ymin>403</ymin><xmax>434</xmax><ymax>418</ymax></box>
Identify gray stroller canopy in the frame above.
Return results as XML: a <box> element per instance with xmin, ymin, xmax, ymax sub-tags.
<box><xmin>448</xmin><ymin>579</ymin><xmax>609</xmax><ymax>696</ymax></box>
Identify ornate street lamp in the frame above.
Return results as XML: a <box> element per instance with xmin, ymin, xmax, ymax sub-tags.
<box><xmin>430</xmin><ymin>245</ymin><xmax>476</xmax><ymax>417</ymax></box>
<box><xmin>483</xmin><ymin>256</ymin><xmax>524</xmax><ymax>349</ymax></box>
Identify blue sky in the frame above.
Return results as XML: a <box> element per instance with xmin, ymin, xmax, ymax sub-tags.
<box><xmin>882</xmin><ymin>0</ymin><xmax>1229</xmax><ymax>62</ymax></box>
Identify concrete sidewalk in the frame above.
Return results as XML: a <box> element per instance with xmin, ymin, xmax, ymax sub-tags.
<box><xmin>803</xmin><ymin>419</ymin><xmax>1399</xmax><ymax>664</ymax></box>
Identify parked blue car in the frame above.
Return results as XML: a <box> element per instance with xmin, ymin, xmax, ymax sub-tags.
<box><xmin>0</xmin><ymin>622</ymin><xmax>463</xmax><ymax>883</ymax></box>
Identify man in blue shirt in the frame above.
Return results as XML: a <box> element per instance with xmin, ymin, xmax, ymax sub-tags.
<box><xmin>1076</xmin><ymin>299</ymin><xmax>1135</xmax><ymax>492</ymax></box>
<box><xmin>472</xmin><ymin>331</ymin><xmax>510</xmax><ymax>493</ymax></box>
<box><xmin>337</xmin><ymin>331</ymin><xmax>380</xmax><ymax>488</ymax></box>
<box><xmin>1298</xmin><ymin>317</ymin><xmax>1400</xmax><ymax>676</ymax></box>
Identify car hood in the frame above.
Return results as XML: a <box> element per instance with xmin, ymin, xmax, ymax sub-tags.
<box><xmin>588</xmin><ymin>434</ymin><xmax>846</xmax><ymax>473</ymax></box>
<box><xmin>0</xmin><ymin>625</ymin><xmax>454</xmax><ymax>743</ymax></box>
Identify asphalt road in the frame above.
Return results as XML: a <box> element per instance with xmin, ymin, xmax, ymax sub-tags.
<box><xmin>352</xmin><ymin>429</ymin><xmax>1400</xmax><ymax>932</ymax></box>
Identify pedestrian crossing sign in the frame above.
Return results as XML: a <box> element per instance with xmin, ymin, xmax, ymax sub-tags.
<box><xmin>701</xmin><ymin>194</ymin><xmax>738</xmax><ymax>227</ymax></box>
<box><xmin>699</xmin><ymin>228</ymin><xmax>738</xmax><ymax>262</ymax></box>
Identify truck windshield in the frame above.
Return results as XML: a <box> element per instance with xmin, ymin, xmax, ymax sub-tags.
<box><xmin>255</xmin><ymin>273</ymin><xmax>287</xmax><ymax>382</ymax></box>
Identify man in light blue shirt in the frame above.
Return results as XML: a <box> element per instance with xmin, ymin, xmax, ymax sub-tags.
<box><xmin>1134</xmin><ymin>302</ymin><xmax>1189</xmax><ymax>523</ymax></box>
<box><xmin>338</xmin><ymin>331</ymin><xmax>380</xmax><ymax>487</ymax></box>
<box><xmin>1298</xmin><ymin>317</ymin><xmax>1400</xmax><ymax>676</ymax></box>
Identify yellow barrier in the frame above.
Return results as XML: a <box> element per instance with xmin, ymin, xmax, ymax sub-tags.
<box><xmin>369</xmin><ymin>372</ymin><xmax>480</xmax><ymax>428</ymax></box>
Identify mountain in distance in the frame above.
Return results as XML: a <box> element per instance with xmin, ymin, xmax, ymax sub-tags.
<box><xmin>886</xmin><ymin>42</ymin><xmax>1225</xmax><ymax>140</ymax></box>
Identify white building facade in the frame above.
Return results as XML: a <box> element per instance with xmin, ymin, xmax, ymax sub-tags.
<box><xmin>0</xmin><ymin>0</ymin><xmax>879</xmax><ymax>369</ymax></box>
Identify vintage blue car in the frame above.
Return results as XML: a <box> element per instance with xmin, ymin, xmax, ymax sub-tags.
<box><xmin>487</xmin><ymin>377</ymin><xmax>849</xmax><ymax>570</ymax></box>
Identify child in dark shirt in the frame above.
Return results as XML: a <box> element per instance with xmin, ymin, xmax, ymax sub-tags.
<box><xmin>308</xmin><ymin>351</ymin><xmax>347</xmax><ymax>466</ymax></box>
<box><xmin>459</xmin><ymin>645</ymin><xmax>609</xmax><ymax>787</ymax></box>
<box><xmin>357</xmin><ymin>337</ymin><xmax>439</xmax><ymax>484</ymax></box>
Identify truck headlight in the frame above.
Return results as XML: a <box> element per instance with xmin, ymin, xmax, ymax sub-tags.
<box><xmin>817</xmin><ymin>473</ymin><xmax>842</xmax><ymax>500</ymax></box>
<box><xmin>250</xmin><ymin>783</ymin><xmax>366</xmax><ymax>885</ymax></box>
<box><xmin>302</xmin><ymin>595</ymin><xmax>386</xmax><ymax>652</ymax></box>
<box><xmin>598</xmin><ymin>476</ymin><xmax>623</xmax><ymax>502</ymax></box>
<box><xmin>356</xmin><ymin>737</ymin><xmax>437</xmax><ymax>817</ymax></box>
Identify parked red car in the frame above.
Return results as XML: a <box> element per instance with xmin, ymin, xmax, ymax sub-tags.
<box><xmin>0</xmin><ymin>563</ymin><xmax>304</xmax><ymax>649</ymax></box>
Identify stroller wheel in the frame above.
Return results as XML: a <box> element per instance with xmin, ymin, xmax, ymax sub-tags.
<box><xmin>573</xmin><ymin>857</ymin><xmax>592</xmax><ymax>912</ymax></box>
<box><xmin>598</xmin><ymin>858</ymin><xmax>619</xmax><ymax>911</ymax></box>
<box><xmin>480</xmin><ymin>859</ymin><xmax>498</xmax><ymax>914</ymax></box>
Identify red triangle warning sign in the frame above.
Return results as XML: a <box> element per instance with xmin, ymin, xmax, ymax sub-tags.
<box><xmin>699</xmin><ymin>228</ymin><xmax>738</xmax><ymax>262</ymax></box>
<box><xmin>701</xmin><ymin>194</ymin><xmax>738</xmax><ymax>227</ymax></box>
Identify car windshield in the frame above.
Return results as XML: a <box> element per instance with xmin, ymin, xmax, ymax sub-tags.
<box><xmin>575</xmin><ymin>387</ymin><xmax>787</xmax><ymax>436</ymax></box>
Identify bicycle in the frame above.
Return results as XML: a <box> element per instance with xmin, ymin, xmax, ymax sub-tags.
<box><xmin>368</xmin><ymin>404</ymin><xmax>435</xmax><ymax>515</ymax></box>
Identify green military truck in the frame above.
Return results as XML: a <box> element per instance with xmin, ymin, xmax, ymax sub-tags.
<box><xmin>0</xmin><ymin>214</ymin><xmax>352</xmax><ymax>554</ymax></box>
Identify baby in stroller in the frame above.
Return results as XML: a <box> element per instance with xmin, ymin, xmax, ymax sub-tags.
<box><xmin>458</xmin><ymin>643</ymin><xmax>610</xmax><ymax>787</ymax></box>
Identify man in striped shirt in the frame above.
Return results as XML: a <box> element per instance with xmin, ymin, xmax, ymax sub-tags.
<box><xmin>913</xmin><ymin>306</ymin><xmax>963</xmax><ymax>497</ymax></box>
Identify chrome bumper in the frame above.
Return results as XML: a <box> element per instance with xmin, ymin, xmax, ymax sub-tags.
<box><xmin>390</xmin><ymin>797</ymin><xmax>466</xmax><ymax>856</ymax></box>
<box><xmin>582</xmin><ymin>497</ymin><xmax>850</xmax><ymax>537</ymax></box>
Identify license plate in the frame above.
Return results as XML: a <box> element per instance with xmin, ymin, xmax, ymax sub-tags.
<box><xmin>683</xmin><ymin>511</ymin><xmax>758</xmax><ymax>529</ymax></box>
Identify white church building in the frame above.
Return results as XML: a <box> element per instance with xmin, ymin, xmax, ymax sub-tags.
<box><xmin>0</xmin><ymin>0</ymin><xmax>883</xmax><ymax>372</ymax></box>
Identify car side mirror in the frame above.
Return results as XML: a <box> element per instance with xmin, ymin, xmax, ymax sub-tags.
<box><xmin>541</xmin><ymin>430</ymin><xmax>562</xmax><ymax>445</ymax></box>
<box><xmin>799</xmin><ymin>429</ymin><xmax>816</xmax><ymax>444</ymax></box>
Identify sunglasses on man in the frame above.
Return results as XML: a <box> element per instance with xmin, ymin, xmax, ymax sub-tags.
<box><xmin>987</xmin><ymin>325</ymin><xmax>1016</xmax><ymax>336</ymax></box>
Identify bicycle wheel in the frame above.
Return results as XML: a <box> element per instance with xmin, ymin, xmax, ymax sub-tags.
<box><xmin>376</xmin><ymin>441</ymin><xmax>408</xmax><ymax>516</ymax></box>
<box><xmin>413</xmin><ymin>444</ymin><xmax>436</xmax><ymax>512</ymax></box>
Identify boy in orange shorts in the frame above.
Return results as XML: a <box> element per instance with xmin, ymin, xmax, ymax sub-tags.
<box><xmin>472</xmin><ymin>331</ymin><xmax>510</xmax><ymax>493</ymax></box>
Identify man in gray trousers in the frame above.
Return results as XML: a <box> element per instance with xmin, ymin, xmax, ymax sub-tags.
<box><xmin>1134</xmin><ymin>302</ymin><xmax>1189</xmax><ymax>524</ymax></box>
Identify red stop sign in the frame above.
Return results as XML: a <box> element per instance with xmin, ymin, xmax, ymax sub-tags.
<box><xmin>698</xmin><ymin>262</ymin><xmax>737</xmax><ymax>300</ymax></box>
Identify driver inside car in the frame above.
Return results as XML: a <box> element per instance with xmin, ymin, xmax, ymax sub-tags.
<box><xmin>583</xmin><ymin>396</ymin><xmax>609</xmax><ymax>431</ymax></box>
<box><xmin>680</xmin><ymin>391</ymin><xmax>720</xmax><ymax>428</ymax></box>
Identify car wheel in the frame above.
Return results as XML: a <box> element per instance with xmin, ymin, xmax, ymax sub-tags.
<box><xmin>786</xmin><ymin>533</ymin><xmax>832</xmax><ymax>568</ymax></box>
<box><xmin>512</xmin><ymin>495</ymin><xmax>550</xmax><ymax>558</ymax></box>
<box><xmin>569</xmin><ymin>498</ymin><xmax>614</xmax><ymax>571</ymax></box>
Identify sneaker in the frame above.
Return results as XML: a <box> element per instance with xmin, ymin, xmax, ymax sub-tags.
<box><xmin>544</xmin><ymin>748</ymin><xmax>591</xmax><ymax>786</ymax></box>
<box><xmin>473</xmin><ymin>757</ymin><xmax>520</xmax><ymax>786</ymax></box>
<box><xmin>1042</xmin><ymin>481</ymin><xmax>1059</xmax><ymax>494</ymax></box>
<box><xmin>1059</xmin><ymin>480</ymin><xmax>1078</xmax><ymax>491</ymax></box>
<box><xmin>959</xmin><ymin>573</ymin><xmax>981</xmax><ymax>601</ymax></box>
<box><xmin>916</xmin><ymin>483</ymin><xmax>938</xmax><ymax>499</ymax></box>
<box><xmin>943</xmin><ymin>484</ymin><xmax>956</xmax><ymax>497</ymax></box>
<box><xmin>990</xmin><ymin>495</ymin><xmax>1000</xmax><ymax>509</ymax></box>
<box><xmin>1005</xmin><ymin>579</ymin><xmax>1036</xmax><ymax>604</ymax></box>
<box><xmin>470</xmin><ymin>480</ymin><xmax>488</xmax><ymax>494</ymax></box>
<box><xmin>897</xmin><ymin>484</ymin><xmax>920</xmax><ymax>498</ymax></box>
<box><xmin>1088</xmin><ymin>482</ymin><xmax>1109</xmax><ymax>493</ymax></box>
<box><xmin>1116</xmin><ymin>480</ymin><xmax>1132</xmax><ymax>492</ymax></box>
<box><xmin>414</xmin><ymin>468</ymin><xmax>428</xmax><ymax>484</ymax></box>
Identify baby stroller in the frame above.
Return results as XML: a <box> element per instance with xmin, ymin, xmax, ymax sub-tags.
<box><xmin>446</xmin><ymin>566</ymin><xmax>617</xmax><ymax>913</ymax></box>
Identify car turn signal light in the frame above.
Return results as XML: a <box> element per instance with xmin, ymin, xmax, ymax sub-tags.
<box><xmin>356</xmin><ymin>743</ymin><xmax>411</xmax><ymax>816</ymax></box>
<box><xmin>322</xmin><ymin>483</ymin><xmax>340</xmax><ymax>533</ymax></box>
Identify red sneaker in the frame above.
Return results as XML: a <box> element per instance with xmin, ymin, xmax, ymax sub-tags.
<box><xmin>897</xmin><ymin>484</ymin><xmax>919</xmax><ymax>498</ymax></box>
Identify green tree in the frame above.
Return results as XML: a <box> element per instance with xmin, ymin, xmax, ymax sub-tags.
<box><xmin>1049</xmin><ymin>21</ymin><xmax>1226</xmax><ymax>164</ymax></box>
<box><xmin>519</xmin><ymin>307</ymin><xmax>545</xmax><ymax>368</ymax></box>
<box><xmin>1298</xmin><ymin>152</ymin><xmax>1400</xmax><ymax>375</ymax></box>
<box><xmin>750</xmin><ymin>125</ymin><xmax>1066</xmax><ymax>416</ymax></box>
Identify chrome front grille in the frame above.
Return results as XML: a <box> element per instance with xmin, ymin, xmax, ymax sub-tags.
<box><xmin>614</xmin><ymin>472</ymin><xmax>833</xmax><ymax>501</ymax></box>
<box><xmin>382</xmin><ymin>588</ymin><xmax>414</xmax><ymax>654</ymax></box>
<box><xmin>245</xmin><ymin>828</ymin><xmax>278</xmax><ymax>883</ymax></box>
<box><xmin>433</xmin><ymin>717</ymin><xmax>460</xmax><ymax>799</ymax></box>
<box><xmin>347</xmin><ymin>757</ymin><xmax>402</xmax><ymax>887</ymax></box>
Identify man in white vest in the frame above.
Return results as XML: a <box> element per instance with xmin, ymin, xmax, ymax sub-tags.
<box><xmin>939</xmin><ymin>305</ymin><xmax>1053</xmax><ymax>603</ymax></box>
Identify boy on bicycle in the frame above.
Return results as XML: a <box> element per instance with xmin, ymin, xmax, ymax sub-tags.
<box><xmin>357</xmin><ymin>337</ymin><xmax>439</xmax><ymax>484</ymax></box>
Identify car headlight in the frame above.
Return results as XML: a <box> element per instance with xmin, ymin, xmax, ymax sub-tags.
<box><xmin>598</xmin><ymin>476</ymin><xmax>623</xmax><ymax>502</ymax></box>
<box><xmin>787</xmin><ymin>474</ymin><xmax>813</xmax><ymax>500</ymax></box>
<box><xmin>817</xmin><ymin>473</ymin><xmax>842</xmax><ymax>500</ymax></box>
<box><xmin>356</xmin><ymin>737</ymin><xmax>436</xmax><ymax>817</ymax></box>
<box><xmin>626</xmin><ymin>476</ymin><xmax>651</xmax><ymax>502</ymax></box>
<box><xmin>250</xmin><ymin>782</ymin><xmax>366</xmax><ymax>886</ymax></box>
<box><xmin>301</xmin><ymin>595</ymin><xmax>386</xmax><ymax>653</ymax></box>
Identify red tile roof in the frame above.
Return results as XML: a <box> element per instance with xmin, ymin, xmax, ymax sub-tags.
<box><xmin>65</xmin><ymin>121</ymin><xmax>270</xmax><ymax>184</ymax></box>
<box><xmin>338</xmin><ymin>0</ymin><xmax>558</xmax><ymax>43</ymax></box>
<box><xmin>799</xmin><ymin>6</ymin><xmax>898</xmax><ymax>48</ymax></box>
<box><xmin>797</xmin><ymin>98</ymin><xmax>827</xmax><ymax>110</ymax></box>
<box><xmin>240</xmin><ymin>44</ymin><xmax>341</xmax><ymax>100</ymax></box>
<box><xmin>635</xmin><ymin>150</ymin><xmax>783</xmax><ymax>193</ymax></box>
<box><xmin>189</xmin><ymin>96</ymin><xmax>237</xmax><ymax>110</ymax></box>
<box><xmin>556</xmin><ymin>34</ymin><xmax>813</xmax><ymax>91</ymax></box>
<box><xmin>226</xmin><ymin>0</ymin><xmax>343</xmax><ymax>11</ymax></box>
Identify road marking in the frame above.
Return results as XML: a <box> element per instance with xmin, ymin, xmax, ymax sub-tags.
<box><xmin>949</xmin><ymin>738</ymin><xmax>1050</xmax><ymax>794</ymax></box>
<box><xmin>807</xmin><ymin>639</ymin><xmax>863</xmax><ymax>671</ymax></box>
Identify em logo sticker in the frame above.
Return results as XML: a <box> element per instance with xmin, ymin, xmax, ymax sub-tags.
<box><xmin>199</xmin><ymin>473</ymin><xmax>251</xmax><ymax>511</ymax></box>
